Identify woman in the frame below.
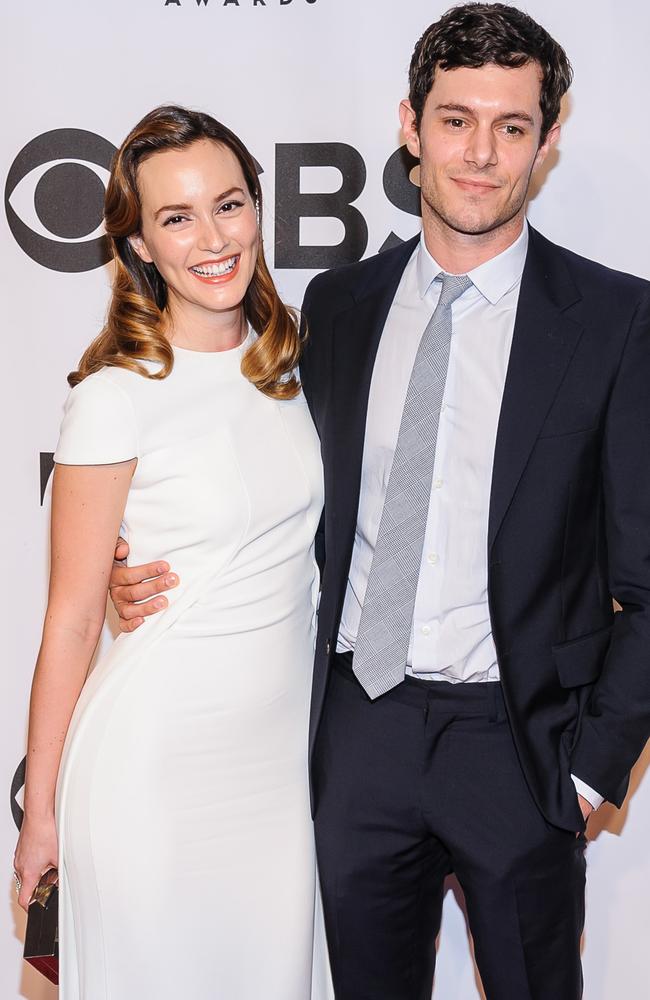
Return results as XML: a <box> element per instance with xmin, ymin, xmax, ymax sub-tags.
<box><xmin>14</xmin><ymin>105</ymin><xmax>328</xmax><ymax>999</ymax></box>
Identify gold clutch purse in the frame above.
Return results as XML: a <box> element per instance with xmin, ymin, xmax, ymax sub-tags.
<box><xmin>23</xmin><ymin>868</ymin><xmax>59</xmax><ymax>984</ymax></box>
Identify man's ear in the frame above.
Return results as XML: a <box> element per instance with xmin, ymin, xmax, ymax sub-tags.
<box><xmin>534</xmin><ymin>121</ymin><xmax>561</xmax><ymax>171</ymax></box>
<box><xmin>399</xmin><ymin>100</ymin><xmax>421</xmax><ymax>160</ymax></box>
<box><xmin>128</xmin><ymin>233</ymin><xmax>154</xmax><ymax>264</ymax></box>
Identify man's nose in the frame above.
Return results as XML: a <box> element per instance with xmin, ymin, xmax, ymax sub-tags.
<box><xmin>464</xmin><ymin>124</ymin><xmax>498</xmax><ymax>169</ymax></box>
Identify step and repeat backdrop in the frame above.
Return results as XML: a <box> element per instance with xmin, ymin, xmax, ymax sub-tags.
<box><xmin>2</xmin><ymin>1</ymin><xmax>650</xmax><ymax>997</ymax></box>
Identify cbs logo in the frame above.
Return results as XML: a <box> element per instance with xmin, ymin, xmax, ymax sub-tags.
<box><xmin>6</xmin><ymin>129</ymin><xmax>422</xmax><ymax>273</ymax></box>
<box><xmin>5</xmin><ymin>129</ymin><xmax>117</xmax><ymax>273</ymax></box>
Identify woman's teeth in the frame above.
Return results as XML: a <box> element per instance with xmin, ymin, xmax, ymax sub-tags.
<box><xmin>191</xmin><ymin>257</ymin><xmax>238</xmax><ymax>277</ymax></box>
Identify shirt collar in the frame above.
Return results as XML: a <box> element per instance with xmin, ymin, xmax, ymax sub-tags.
<box><xmin>416</xmin><ymin>221</ymin><xmax>529</xmax><ymax>305</ymax></box>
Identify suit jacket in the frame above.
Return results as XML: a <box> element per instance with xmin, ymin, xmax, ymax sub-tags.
<box><xmin>300</xmin><ymin>225</ymin><xmax>650</xmax><ymax>832</ymax></box>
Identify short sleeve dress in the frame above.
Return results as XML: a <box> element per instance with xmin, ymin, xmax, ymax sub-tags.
<box><xmin>53</xmin><ymin>332</ymin><xmax>329</xmax><ymax>999</ymax></box>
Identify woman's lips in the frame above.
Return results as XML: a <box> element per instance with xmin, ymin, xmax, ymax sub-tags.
<box><xmin>189</xmin><ymin>255</ymin><xmax>241</xmax><ymax>284</ymax></box>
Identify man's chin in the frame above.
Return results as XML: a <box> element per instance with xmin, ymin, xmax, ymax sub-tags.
<box><xmin>427</xmin><ymin>202</ymin><xmax>522</xmax><ymax>239</ymax></box>
<box><xmin>440</xmin><ymin>213</ymin><xmax>511</xmax><ymax>237</ymax></box>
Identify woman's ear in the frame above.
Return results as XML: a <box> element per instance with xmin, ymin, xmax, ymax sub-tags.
<box><xmin>128</xmin><ymin>234</ymin><xmax>154</xmax><ymax>264</ymax></box>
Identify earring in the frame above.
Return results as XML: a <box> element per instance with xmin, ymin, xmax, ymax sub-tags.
<box><xmin>255</xmin><ymin>198</ymin><xmax>260</xmax><ymax>226</ymax></box>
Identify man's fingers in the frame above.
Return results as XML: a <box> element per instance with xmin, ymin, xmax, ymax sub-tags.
<box><xmin>108</xmin><ymin>560</ymin><xmax>178</xmax><ymax>634</ymax></box>
<box><xmin>112</xmin><ymin>574</ymin><xmax>178</xmax><ymax>610</ymax></box>
<box><xmin>119</xmin><ymin>615</ymin><xmax>145</xmax><ymax>634</ymax></box>
<box><xmin>113</xmin><ymin>538</ymin><xmax>130</xmax><ymax>562</ymax></box>
<box><xmin>109</xmin><ymin>560</ymin><xmax>170</xmax><ymax>589</ymax></box>
<box><xmin>119</xmin><ymin>594</ymin><xmax>168</xmax><ymax>622</ymax></box>
<box><xmin>121</xmin><ymin>595</ymin><xmax>170</xmax><ymax>622</ymax></box>
<box><xmin>118</xmin><ymin>592</ymin><xmax>174</xmax><ymax>632</ymax></box>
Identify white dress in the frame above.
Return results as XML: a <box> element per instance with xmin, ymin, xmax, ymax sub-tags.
<box><xmin>53</xmin><ymin>331</ymin><xmax>330</xmax><ymax>999</ymax></box>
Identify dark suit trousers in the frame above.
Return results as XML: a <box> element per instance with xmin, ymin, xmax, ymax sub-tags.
<box><xmin>313</xmin><ymin>653</ymin><xmax>586</xmax><ymax>1000</ymax></box>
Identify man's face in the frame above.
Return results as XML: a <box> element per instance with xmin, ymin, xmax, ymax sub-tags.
<box><xmin>401</xmin><ymin>61</ymin><xmax>559</xmax><ymax>238</ymax></box>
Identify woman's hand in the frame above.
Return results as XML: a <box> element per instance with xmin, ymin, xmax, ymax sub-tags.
<box><xmin>13</xmin><ymin>814</ymin><xmax>58</xmax><ymax>912</ymax></box>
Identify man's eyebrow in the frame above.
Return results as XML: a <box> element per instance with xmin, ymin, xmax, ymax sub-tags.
<box><xmin>154</xmin><ymin>187</ymin><xmax>245</xmax><ymax>219</ymax></box>
<box><xmin>435</xmin><ymin>103</ymin><xmax>476</xmax><ymax>116</ymax></box>
<box><xmin>496</xmin><ymin>110</ymin><xmax>536</xmax><ymax>125</ymax></box>
<box><xmin>435</xmin><ymin>103</ymin><xmax>535</xmax><ymax>125</ymax></box>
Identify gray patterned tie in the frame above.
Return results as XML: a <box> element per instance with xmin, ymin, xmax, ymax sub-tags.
<box><xmin>352</xmin><ymin>272</ymin><xmax>472</xmax><ymax>699</ymax></box>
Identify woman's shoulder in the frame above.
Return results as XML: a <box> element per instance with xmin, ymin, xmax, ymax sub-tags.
<box><xmin>55</xmin><ymin>367</ymin><xmax>144</xmax><ymax>465</ymax></box>
<box><xmin>83</xmin><ymin>362</ymin><xmax>157</xmax><ymax>394</ymax></box>
<box><xmin>71</xmin><ymin>360</ymin><xmax>169</xmax><ymax>410</ymax></box>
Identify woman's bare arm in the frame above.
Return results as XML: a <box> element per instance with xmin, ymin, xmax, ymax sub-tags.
<box><xmin>14</xmin><ymin>459</ymin><xmax>136</xmax><ymax>909</ymax></box>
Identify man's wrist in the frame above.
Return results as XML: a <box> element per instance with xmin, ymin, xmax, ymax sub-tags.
<box><xmin>571</xmin><ymin>773</ymin><xmax>604</xmax><ymax>811</ymax></box>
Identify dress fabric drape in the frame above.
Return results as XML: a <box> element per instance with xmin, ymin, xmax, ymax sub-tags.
<box><xmin>54</xmin><ymin>332</ymin><xmax>330</xmax><ymax>999</ymax></box>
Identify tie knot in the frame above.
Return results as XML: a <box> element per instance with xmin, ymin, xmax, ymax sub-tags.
<box><xmin>436</xmin><ymin>271</ymin><xmax>472</xmax><ymax>308</ymax></box>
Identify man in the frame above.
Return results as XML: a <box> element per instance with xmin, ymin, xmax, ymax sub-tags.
<box><xmin>111</xmin><ymin>5</ymin><xmax>650</xmax><ymax>997</ymax></box>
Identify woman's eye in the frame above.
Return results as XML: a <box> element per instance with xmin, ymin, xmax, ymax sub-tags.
<box><xmin>218</xmin><ymin>200</ymin><xmax>244</xmax><ymax>214</ymax></box>
<box><xmin>163</xmin><ymin>215</ymin><xmax>187</xmax><ymax>226</ymax></box>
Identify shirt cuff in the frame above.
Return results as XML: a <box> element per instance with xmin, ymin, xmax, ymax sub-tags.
<box><xmin>571</xmin><ymin>773</ymin><xmax>605</xmax><ymax>811</ymax></box>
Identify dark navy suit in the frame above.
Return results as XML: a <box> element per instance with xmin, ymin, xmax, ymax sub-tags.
<box><xmin>300</xmin><ymin>228</ymin><xmax>650</xmax><ymax>998</ymax></box>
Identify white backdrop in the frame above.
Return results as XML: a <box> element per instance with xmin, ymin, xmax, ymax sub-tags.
<box><xmin>2</xmin><ymin>1</ymin><xmax>650</xmax><ymax>997</ymax></box>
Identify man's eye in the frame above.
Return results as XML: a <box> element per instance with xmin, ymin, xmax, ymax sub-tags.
<box><xmin>448</xmin><ymin>119</ymin><xmax>465</xmax><ymax>128</ymax></box>
<box><xmin>504</xmin><ymin>125</ymin><xmax>523</xmax><ymax>136</ymax></box>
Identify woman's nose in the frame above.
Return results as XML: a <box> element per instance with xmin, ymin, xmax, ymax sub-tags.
<box><xmin>198</xmin><ymin>215</ymin><xmax>229</xmax><ymax>254</ymax></box>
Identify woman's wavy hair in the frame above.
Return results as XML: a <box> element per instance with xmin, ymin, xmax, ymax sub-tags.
<box><xmin>70</xmin><ymin>105</ymin><xmax>301</xmax><ymax>399</ymax></box>
<box><xmin>409</xmin><ymin>3</ymin><xmax>573</xmax><ymax>146</ymax></box>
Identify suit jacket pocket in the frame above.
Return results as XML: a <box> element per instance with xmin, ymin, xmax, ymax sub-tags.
<box><xmin>537</xmin><ymin>423</ymin><xmax>599</xmax><ymax>440</ymax></box>
<box><xmin>552</xmin><ymin>623</ymin><xmax>613</xmax><ymax>688</ymax></box>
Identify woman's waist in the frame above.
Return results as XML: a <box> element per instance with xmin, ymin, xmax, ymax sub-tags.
<box><xmin>170</xmin><ymin>596</ymin><xmax>317</xmax><ymax>638</ymax></box>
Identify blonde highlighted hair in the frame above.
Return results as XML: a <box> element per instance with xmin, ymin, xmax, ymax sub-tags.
<box><xmin>69</xmin><ymin>105</ymin><xmax>301</xmax><ymax>399</ymax></box>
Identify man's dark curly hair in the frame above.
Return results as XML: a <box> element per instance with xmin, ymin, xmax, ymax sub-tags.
<box><xmin>409</xmin><ymin>3</ymin><xmax>573</xmax><ymax>144</ymax></box>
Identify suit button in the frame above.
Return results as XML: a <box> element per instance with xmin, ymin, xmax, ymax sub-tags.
<box><xmin>325</xmin><ymin>639</ymin><xmax>331</xmax><ymax>655</ymax></box>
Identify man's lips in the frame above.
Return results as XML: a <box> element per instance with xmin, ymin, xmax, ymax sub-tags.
<box><xmin>451</xmin><ymin>178</ymin><xmax>500</xmax><ymax>193</ymax></box>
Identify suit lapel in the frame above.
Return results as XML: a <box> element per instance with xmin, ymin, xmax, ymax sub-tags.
<box><xmin>488</xmin><ymin>228</ymin><xmax>584</xmax><ymax>550</ymax></box>
<box><xmin>328</xmin><ymin>238</ymin><xmax>418</xmax><ymax>570</ymax></box>
<box><xmin>324</xmin><ymin>228</ymin><xmax>582</xmax><ymax>576</ymax></box>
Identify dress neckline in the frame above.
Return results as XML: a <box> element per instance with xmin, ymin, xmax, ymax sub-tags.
<box><xmin>172</xmin><ymin>327</ymin><xmax>254</xmax><ymax>361</ymax></box>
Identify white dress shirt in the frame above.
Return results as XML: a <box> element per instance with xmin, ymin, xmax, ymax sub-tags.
<box><xmin>337</xmin><ymin>222</ymin><xmax>603</xmax><ymax>810</ymax></box>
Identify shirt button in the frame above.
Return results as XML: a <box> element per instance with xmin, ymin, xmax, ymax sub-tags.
<box><xmin>433</xmin><ymin>478</ymin><xmax>443</xmax><ymax>489</ymax></box>
<box><xmin>421</xmin><ymin>625</ymin><xmax>431</xmax><ymax>636</ymax></box>
<box><xmin>427</xmin><ymin>553</ymin><xmax>439</xmax><ymax>565</ymax></box>
<box><xmin>440</xmin><ymin>403</ymin><xmax>447</xmax><ymax>413</ymax></box>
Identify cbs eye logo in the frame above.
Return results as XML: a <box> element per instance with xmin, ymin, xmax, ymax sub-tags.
<box><xmin>5</xmin><ymin>128</ymin><xmax>117</xmax><ymax>273</ymax></box>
